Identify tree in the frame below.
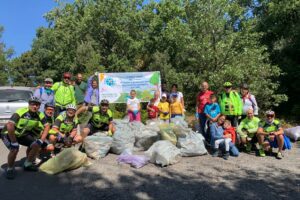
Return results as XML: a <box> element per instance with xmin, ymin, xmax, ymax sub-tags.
<box><xmin>0</xmin><ymin>26</ymin><xmax>13</xmax><ymax>85</ymax></box>
<box><xmin>17</xmin><ymin>0</ymin><xmax>286</xmax><ymax>111</ymax></box>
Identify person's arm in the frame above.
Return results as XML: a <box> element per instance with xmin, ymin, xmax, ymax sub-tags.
<box><xmin>84</xmin><ymin>88</ymin><xmax>92</xmax><ymax>104</ymax></box>
<box><xmin>138</xmin><ymin>100</ymin><xmax>141</xmax><ymax>111</ymax></box>
<box><xmin>40</xmin><ymin>124</ymin><xmax>50</xmax><ymax>141</ymax></box>
<box><xmin>179</xmin><ymin>102</ymin><xmax>184</xmax><ymax>114</ymax></box>
<box><xmin>196</xmin><ymin>92</ymin><xmax>199</xmax><ymax>113</ymax></box>
<box><xmin>51</xmin><ymin>82</ymin><xmax>59</xmax><ymax>92</ymax></box>
<box><xmin>237</xmin><ymin>121</ymin><xmax>245</xmax><ymax>134</ymax></box>
<box><xmin>180</xmin><ymin>92</ymin><xmax>185</xmax><ymax>110</ymax></box>
<box><xmin>257</xmin><ymin>127</ymin><xmax>268</xmax><ymax>135</ymax></box>
<box><xmin>76</xmin><ymin>106</ymin><xmax>89</xmax><ymax>117</ymax></box>
<box><xmin>70</xmin><ymin>85</ymin><xmax>76</xmax><ymax>105</ymax></box>
<box><xmin>251</xmin><ymin>95</ymin><xmax>259</xmax><ymax>115</ymax></box>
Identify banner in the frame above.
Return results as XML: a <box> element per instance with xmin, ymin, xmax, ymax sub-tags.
<box><xmin>98</xmin><ymin>71</ymin><xmax>161</xmax><ymax>103</ymax></box>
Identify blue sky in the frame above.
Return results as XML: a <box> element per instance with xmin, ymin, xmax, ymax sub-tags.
<box><xmin>0</xmin><ymin>0</ymin><xmax>62</xmax><ymax>57</ymax></box>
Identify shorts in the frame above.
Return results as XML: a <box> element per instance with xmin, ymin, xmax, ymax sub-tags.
<box><xmin>87</xmin><ymin>123</ymin><xmax>109</xmax><ymax>135</ymax></box>
<box><xmin>1</xmin><ymin>133</ymin><xmax>48</xmax><ymax>150</ymax></box>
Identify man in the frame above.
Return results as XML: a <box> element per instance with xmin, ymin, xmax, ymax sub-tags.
<box><xmin>52</xmin><ymin>72</ymin><xmax>76</xmax><ymax>117</ymax></box>
<box><xmin>161</xmin><ymin>82</ymin><xmax>170</xmax><ymax>100</ymax></box>
<box><xmin>218</xmin><ymin>82</ymin><xmax>242</xmax><ymax>127</ymax></box>
<box><xmin>33</xmin><ymin>78</ymin><xmax>55</xmax><ymax>112</ymax></box>
<box><xmin>74</xmin><ymin>73</ymin><xmax>87</xmax><ymax>107</ymax></box>
<box><xmin>196</xmin><ymin>81</ymin><xmax>214</xmax><ymax>135</ymax></box>
<box><xmin>1</xmin><ymin>96</ymin><xmax>50</xmax><ymax>179</ymax></box>
<box><xmin>44</xmin><ymin>103</ymin><xmax>55</xmax><ymax>127</ymax></box>
<box><xmin>84</xmin><ymin>79</ymin><xmax>99</xmax><ymax>106</ymax></box>
<box><xmin>257</xmin><ymin>110</ymin><xmax>285</xmax><ymax>159</ymax></box>
<box><xmin>48</xmin><ymin>104</ymin><xmax>82</xmax><ymax>148</ymax></box>
<box><xmin>76</xmin><ymin>99</ymin><xmax>115</xmax><ymax>137</ymax></box>
<box><xmin>237</xmin><ymin>108</ymin><xmax>260</xmax><ymax>152</ymax></box>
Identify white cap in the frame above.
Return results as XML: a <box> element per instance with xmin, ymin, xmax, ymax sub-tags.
<box><xmin>162</xmin><ymin>93</ymin><xmax>167</xmax><ymax>98</ymax></box>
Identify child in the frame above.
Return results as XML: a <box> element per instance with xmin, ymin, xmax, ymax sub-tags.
<box><xmin>204</xmin><ymin>94</ymin><xmax>221</xmax><ymax>123</ymax></box>
<box><xmin>147</xmin><ymin>98</ymin><xmax>159</xmax><ymax>120</ymax></box>
<box><xmin>170</xmin><ymin>93</ymin><xmax>184</xmax><ymax>118</ymax></box>
<box><xmin>127</xmin><ymin>90</ymin><xmax>141</xmax><ymax>122</ymax></box>
<box><xmin>158</xmin><ymin>93</ymin><xmax>170</xmax><ymax>123</ymax></box>
<box><xmin>212</xmin><ymin>120</ymin><xmax>234</xmax><ymax>160</ymax></box>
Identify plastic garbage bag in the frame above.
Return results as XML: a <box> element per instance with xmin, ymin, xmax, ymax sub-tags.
<box><xmin>135</xmin><ymin>129</ymin><xmax>159</xmax><ymax>151</ymax></box>
<box><xmin>159</xmin><ymin>124</ymin><xmax>177</xmax><ymax>145</ymax></box>
<box><xmin>40</xmin><ymin>148</ymin><xmax>90</xmax><ymax>175</ymax></box>
<box><xmin>145</xmin><ymin>140</ymin><xmax>181</xmax><ymax>167</ymax></box>
<box><xmin>111</xmin><ymin>128</ymin><xmax>135</xmax><ymax>155</ymax></box>
<box><xmin>145</xmin><ymin>119</ymin><xmax>161</xmax><ymax>132</ymax></box>
<box><xmin>284</xmin><ymin>126</ymin><xmax>300</xmax><ymax>141</ymax></box>
<box><xmin>117</xmin><ymin>151</ymin><xmax>149</xmax><ymax>168</ymax></box>
<box><xmin>83</xmin><ymin>133</ymin><xmax>113</xmax><ymax>160</ymax></box>
<box><xmin>177</xmin><ymin>132</ymin><xmax>207</xmax><ymax>156</ymax></box>
<box><xmin>173</xmin><ymin>125</ymin><xmax>191</xmax><ymax>137</ymax></box>
<box><xmin>170</xmin><ymin>117</ymin><xmax>188</xmax><ymax>128</ymax></box>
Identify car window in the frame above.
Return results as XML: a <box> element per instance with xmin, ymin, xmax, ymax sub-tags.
<box><xmin>0</xmin><ymin>90</ymin><xmax>32</xmax><ymax>102</ymax></box>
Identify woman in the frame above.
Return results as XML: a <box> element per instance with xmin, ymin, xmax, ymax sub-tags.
<box><xmin>240</xmin><ymin>83</ymin><xmax>258</xmax><ymax>120</ymax></box>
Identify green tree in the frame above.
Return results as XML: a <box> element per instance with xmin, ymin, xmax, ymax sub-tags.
<box><xmin>0</xmin><ymin>26</ymin><xmax>13</xmax><ymax>85</ymax></box>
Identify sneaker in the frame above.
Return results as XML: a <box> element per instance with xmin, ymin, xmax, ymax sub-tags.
<box><xmin>223</xmin><ymin>151</ymin><xmax>230</xmax><ymax>160</ymax></box>
<box><xmin>5</xmin><ymin>168</ymin><xmax>15</xmax><ymax>180</ymax></box>
<box><xmin>276</xmin><ymin>152</ymin><xmax>283</xmax><ymax>159</ymax></box>
<box><xmin>245</xmin><ymin>143</ymin><xmax>252</xmax><ymax>153</ymax></box>
<box><xmin>259</xmin><ymin>149</ymin><xmax>266</xmax><ymax>157</ymax></box>
<box><xmin>211</xmin><ymin>149</ymin><xmax>218</xmax><ymax>157</ymax></box>
<box><xmin>23</xmin><ymin>164</ymin><xmax>38</xmax><ymax>172</ymax></box>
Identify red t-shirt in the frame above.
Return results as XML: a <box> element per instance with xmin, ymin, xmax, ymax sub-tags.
<box><xmin>224</xmin><ymin>127</ymin><xmax>236</xmax><ymax>144</ymax></box>
<box><xmin>148</xmin><ymin>105</ymin><xmax>159</xmax><ymax>119</ymax></box>
<box><xmin>197</xmin><ymin>90</ymin><xmax>214</xmax><ymax>113</ymax></box>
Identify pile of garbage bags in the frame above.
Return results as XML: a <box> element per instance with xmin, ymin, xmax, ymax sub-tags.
<box><xmin>284</xmin><ymin>126</ymin><xmax>300</xmax><ymax>141</ymax></box>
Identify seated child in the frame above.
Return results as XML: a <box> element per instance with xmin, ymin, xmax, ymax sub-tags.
<box><xmin>170</xmin><ymin>93</ymin><xmax>184</xmax><ymax>118</ymax></box>
<box><xmin>147</xmin><ymin>98</ymin><xmax>159</xmax><ymax>120</ymax></box>
<box><xmin>127</xmin><ymin>90</ymin><xmax>141</xmax><ymax>122</ymax></box>
<box><xmin>158</xmin><ymin>93</ymin><xmax>170</xmax><ymax>123</ymax></box>
<box><xmin>212</xmin><ymin>120</ymin><xmax>235</xmax><ymax>160</ymax></box>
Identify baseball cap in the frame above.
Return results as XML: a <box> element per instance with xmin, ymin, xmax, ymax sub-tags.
<box><xmin>162</xmin><ymin>93</ymin><xmax>167</xmax><ymax>98</ymax></box>
<box><xmin>44</xmin><ymin>78</ymin><xmax>53</xmax><ymax>83</ymax></box>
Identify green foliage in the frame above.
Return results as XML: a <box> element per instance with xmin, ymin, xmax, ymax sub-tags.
<box><xmin>10</xmin><ymin>0</ymin><xmax>288</xmax><ymax>113</ymax></box>
<box><xmin>0</xmin><ymin>26</ymin><xmax>13</xmax><ymax>85</ymax></box>
<box><xmin>255</xmin><ymin>0</ymin><xmax>300</xmax><ymax>118</ymax></box>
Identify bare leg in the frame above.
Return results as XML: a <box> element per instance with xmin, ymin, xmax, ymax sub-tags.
<box><xmin>7</xmin><ymin>149</ymin><xmax>18</xmax><ymax>168</ymax></box>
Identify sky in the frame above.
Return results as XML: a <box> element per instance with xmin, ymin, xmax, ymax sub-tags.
<box><xmin>0</xmin><ymin>0</ymin><xmax>62</xmax><ymax>58</ymax></box>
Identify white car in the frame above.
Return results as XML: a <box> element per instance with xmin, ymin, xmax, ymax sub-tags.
<box><xmin>0</xmin><ymin>86</ymin><xmax>34</xmax><ymax>129</ymax></box>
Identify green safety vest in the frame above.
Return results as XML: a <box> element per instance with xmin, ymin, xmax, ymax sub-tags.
<box><xmin>90</xmin><ymin>107</ymin><xmax>113</xmax><ymax>128</ymax></box>
<box><xmin>4</xmin><ymin>107</ymin><xmax>45</xmax><ymax>137</ymax></box>
<box><xmin>51</xmin><ymin>82</ymin><xmax>76</xmax><ymax>107</ymax></box>
<box><xmin>49</xmin><ymin>112</ymin><xmax>78</xmax><ymax>135</ymax></box>
<box><xmin>219</xmin><ymin>91</ymin><xmax>243</xmax><ymax>116</ymax></box>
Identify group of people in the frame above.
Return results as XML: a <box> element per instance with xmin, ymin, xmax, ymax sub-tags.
<box><xmin>0</xmin><ymin>73</ymin><xmax>292</xmax><ymax>180</ymax></box>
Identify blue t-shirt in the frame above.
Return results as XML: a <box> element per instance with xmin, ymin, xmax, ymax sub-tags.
<box><xmin>204</xmin><ymin>103</ymin><xmax>221</xmax><ymax>118</ymax></box>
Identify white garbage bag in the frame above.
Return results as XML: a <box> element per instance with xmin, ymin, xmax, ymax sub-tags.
<box><xmin>145</xmin><ymin>140</ymin><xmax>181</xmax><ymax>167</ymax></box>
<box><xmin>177</xmin><ymin>132</ymin><xmax>207</xmax><ymax>156</ymax></box>
<box><xmin>83</xmin><ymin>133</ymin><xmax>113</xmax><ymax>159</ymax></box>
<box><xmin>111</xmin><ymin>128</ymin><xmax>135</xmax><ymax>155</ymax></box>
<box><xmin>170</xmin><ymin>117</ymin><xmax>188</xmax><ymax>128</ymax></box>
<box><xmin>135</xmin><ymin>129</ymin><xmax>159</xmax><ymax>151</ymax></box>
<box><xmin>284</xmin><ymin>126</ymin><xmax>300</xmax><ymax>141</ymax></box>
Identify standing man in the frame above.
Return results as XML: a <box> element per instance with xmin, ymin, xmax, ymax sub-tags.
<box><xmin>74</xmin><ymin>73</ymin><xmax>87</xmax><ymax>108</ymax></box>
<box><xmin>1</xmin><ymin>97</ymin><xmax>50</xmax><ymax>179</ymax></box>
<box><xmin>196</xmin><ymin>81</ymin><xmax>214</xmax><ymax>135</ymax></box>
<box><xmin>33</xmin><ymin>78</ymin><xmax>55</xmax><ymax>112</ymax></box>
<box><xmin>218</xmin><ymin>82</ymin><xmax>242</xmax><ymax>127</ymax></box>
<box><xmin>52</xmin><ymin>72</ymin><xmax>76</xmax><ymax>117</ymax></box>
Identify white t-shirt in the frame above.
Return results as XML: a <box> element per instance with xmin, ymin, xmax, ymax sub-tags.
<box><xmin>176</xmin><ymin>91</ymin><xmax>183</xmax><ymax>103</ymax></box>
<box><xmin>127</xmin><ymin>98</ymin><xmax>140</xmax><ymax>111</ymax></box>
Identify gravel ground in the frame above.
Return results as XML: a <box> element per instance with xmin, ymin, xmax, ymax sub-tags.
<box><xmin>0</xmin><ymin>141</ymin><xmax>299</xmax><ymax>200</ymax></box>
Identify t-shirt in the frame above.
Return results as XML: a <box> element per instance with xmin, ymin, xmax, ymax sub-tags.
<box><xmin>74</xmin><ymin>81</ymin><xmax>87</xmax><ymax>104</ymax></box>
<box><xmin>197</xmin><ymin>90</ymin><xmax>214</xmax><ymax>113</ymax></box>
<box><xmin>90</xmin><ymin>89</ymin><xmax>98</xmax><ymax>105</ymax></box>
<box><xmin>237</xmin><ymin>117</ymin><xmax>260</xmax><ymax>135</ymax></box>
<box><xmin>204</xmin><ymin>103</ymin><xmax>221</xmax><ymax>119</ymax></box>
<box><xmin>170</xmin><ymin>101</ymin><xmax>183</xmax><ymax>115</ymax></box>
<box><xmin>259</xmin><ymin>119</ymin><xmax>281</xmax><ymax>133</ymax></box>
<box><xmin>127</xmin><ymin>98</ymin><xmax>140</xmax><ymax>111</ymax></box>
<box><xmin>147</xmin><ymin>105</ymin><xmax>159</xmax><ymax>119</ymax></box>
<box><xmin>88</xmin><ymin>106</ymin><xmax>113</xmax><ymax>128</ymax></box>
<box><xmin>158</xmin><ymin>101</ymin><xmax>170</xmax><ymax>120</ymax></box>
<box><xmin>52</xmin><ymin>112</ymin><xmax>78</xmax><ymax>135</ymax></box>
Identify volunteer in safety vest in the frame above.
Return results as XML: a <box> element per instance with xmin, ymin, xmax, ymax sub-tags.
<box><xmin>48</xmin><ymin>104</ymin><xmax>82</xmax><ymax>148</ymax></box>
<box><xmin>76</xmin><ymin>99</ymin><xmax>115</xmax><ymax>138</ymax></box>
<box><xmin>1</xmin><ymin>96</ymin><xmax>50</xmax><ymax>179</ymax></box>
<box><xmin>237</xmin><ymin>108</ymin><xmax>260</xmax><ymax>152</ymax></box>
<box><xmin>52</xmin><ymin>72</ymin><xmax>76</xmax><ymax>117</ymax></box>
<box><xmin>257</xmin><ymin>110</ymin><xmax>284</xmax><ymax>159</ymax></box>
<box><xmin>218</xmin><ymin>82</ymin><xmax>242</xmax><ymax>127</ymax></box>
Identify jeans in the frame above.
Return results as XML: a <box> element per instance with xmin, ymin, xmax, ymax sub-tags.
<box><xmin>198</xmin><ymin>113</ymin><xmax>207</xmax><ymax>138</ymax></box>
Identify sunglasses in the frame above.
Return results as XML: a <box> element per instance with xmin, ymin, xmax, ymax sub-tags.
<box><xmin>29</xmin><ymin>103</ymin><xmax>40</xmax><ymax>106</ymax></box>
<box><xmin>267</xmin><ymin>114</ymin><xmax>274</xmax><ymax>118</ymax></box>
<box><xmin>45</xmin><ymin>81</ymin><xmax>53</xmax><ymax>84</ymax></box>
<box><xmin>64</xmin><ymin>77</ymin><xmax>71</xmax><ymax>79</ymax></box>
<box><xmin>225</xmin><ymin>86</ymin><xmax>231</xmax><ymax>89</ymax></box>
<box><xmin>101</xmin><ymin>104</ymin><xmax>109</xmax><ymax>107</ymax></box>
